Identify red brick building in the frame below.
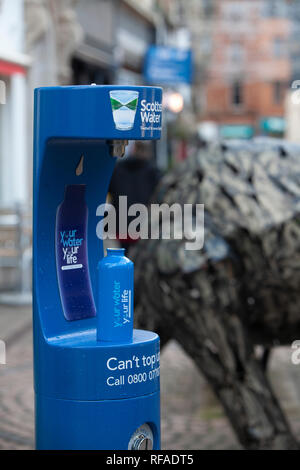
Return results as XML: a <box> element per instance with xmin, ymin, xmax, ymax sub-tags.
<box><xmin>203</xmin><ymin>0</ymin><xmax>291</xmax><ymax>137</ymax></box>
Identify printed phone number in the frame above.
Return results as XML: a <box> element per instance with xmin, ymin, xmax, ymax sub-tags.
<box><xmin>106</xmin><ymin>367</ymin><xmax>160</xmax><ymax>387</ymax></box>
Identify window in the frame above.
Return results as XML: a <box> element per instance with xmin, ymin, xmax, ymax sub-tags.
<box><xmin>273</xmin><ymin>37</ymin><xmax>285</xmax><ymax>58</ymax></box>
<box><xmin>224</xmin><ymin>2</ymin><xmax>244</xmax><ymax>22</ymax></box>
<box><xmin>203</xmin><ymin>0</ymin><xmax>214</xmax><ymax>18</ymax></box>
<box><xmin>273</xmin><ymin>81</ymin><xmax>285</xmax><ymax>104</ymax></box>
<box><xmin>228</xmin><ymin>42</ymin><xmax>244</xmax><ymax>63</ymax></box>
<box><xmin>263</xmin><ymin>0</ymin><xmax>287</xmax><ymax>18</ymax></box>
<box><xmin>232</xmin><ymin>81</ymin><xmax>243</xmax><ymax>107</ymax></box>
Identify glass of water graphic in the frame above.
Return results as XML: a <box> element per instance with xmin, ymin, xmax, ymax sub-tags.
<box><xmin>110</xmin><ymin>90</ymin><xmax>139</xmax><ymax>131</ymax></box>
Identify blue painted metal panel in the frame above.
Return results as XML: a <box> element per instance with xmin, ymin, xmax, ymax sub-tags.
<box><xmin>33</xmin><ymin>85</ymin><xmax>162</xmax><ymax>449</ymax></box>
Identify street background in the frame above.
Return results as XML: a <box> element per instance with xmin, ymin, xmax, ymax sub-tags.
<box><xmin>1</xmin><ymin>0</ymin><xmax>300</xmax><ymax>450</ymax></box>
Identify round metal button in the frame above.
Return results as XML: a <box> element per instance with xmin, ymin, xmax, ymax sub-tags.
<box><xmin>132</xmin><ymin>434</ymin><xmax>153</xmax><ymax>450</ymax></box>
<box><xmin>128</xmin><ymin>424</ymin><xmax>154</xmax><ymax>450</ymax></box>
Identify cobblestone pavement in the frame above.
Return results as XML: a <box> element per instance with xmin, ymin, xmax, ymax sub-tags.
<box><xmin>1</xmin><ymin>305</ymin><xmax>300</xmax><ymax>450</ymax></box>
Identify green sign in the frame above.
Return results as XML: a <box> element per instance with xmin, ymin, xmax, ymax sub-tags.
<box><xmin>220</xmin><ymin>125</ymin><xmax>254</xmax><ymax>140</ymax></box>
<box><xmin>260</xmin><ymin>117</ymin><xmax>285</xmax><ymax>134</ymax></box>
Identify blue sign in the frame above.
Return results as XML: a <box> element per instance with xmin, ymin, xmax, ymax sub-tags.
<box><xmin>144</xmin><ymin>45</ymin><xmax>193</xmax><ymax>85</ymax></box>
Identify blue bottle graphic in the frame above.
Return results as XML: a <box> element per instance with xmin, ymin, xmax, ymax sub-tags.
<box><xmin>56</xmin><ymin>184</ymin><xmax>96</xmax><ymax>321</ymax></box>
<box><xmin>97</xmin><ymin>248</ymin><xmax>134</xmax><ymax>342</ymax></box>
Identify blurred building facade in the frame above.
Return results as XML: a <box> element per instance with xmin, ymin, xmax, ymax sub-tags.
<box><xmin>0</xmin><ymin>0</ymin><xmax>167</xmax><ymax>289</ymax></box>
<box><xmin>72</xmin><ymin>0</ymin><xmax>116</xmax><ymax>85</ymax></box>
<box><xmin>0</xmin><ymin>0</ymin><xmax>30</xmax><ymax>206</ymax></box>
<box><xmin>0</xmin><ymin>0</ymin><xmax>215</xmax><ymax>211</ymax></box>
<box><xmin>0</xmin><ymin>0</ymin><xmax>161</xmax><ymax>212</ymax></box>
<box><xmin>203</xmin><ymin>0</ymin><xmax>291</xmax><ymax>138</ymax></box>
<box><xmin>114</xmin><ymin>0</ymin><xmax>158</xmax><ymax>85</ymax></box>
<box><xmin>285</xmin><ymin>0</ymin><xmax>300</xmax><ymax>143</ymax></box>
<box><xmin>4</xmin><ymin>0</ymin><xmax>300</xmax><ymax>213</ymax></box>
<box><xmin>72</xmin><ymin>0</ymin><xmax>158</xmax><ymax>86</ymax></box>
<box><xmin>289</xmin><ymin>0</ymin><xmax>300</xmax><ymax>82</ymax></box>
<box><xmin>154</xmin><ymin>0</ymin><xmax>214</xmax><ymax>163</ymax></box>
<box><xmin>3</xmin><ymin>0</ymin><xmax>300</xmax><ymax>208</ymax></box>
<box><xmin>157</xmin><ymin>0</ymin><xmax>214</xmax><ymax>116</ymax></box>
<box><xmin>25</xmin><ymin>0</ymin><xmax>83</xmax><ymax>207</ymax></box>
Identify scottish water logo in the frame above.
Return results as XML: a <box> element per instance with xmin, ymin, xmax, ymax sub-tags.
<box><xmin>110</xmin><ymin>90</ymin><xmax>139</xmax><ymax>131</ymax></box>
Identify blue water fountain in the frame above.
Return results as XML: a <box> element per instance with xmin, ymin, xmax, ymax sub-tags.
<box><xmin>33</xmin><ymin>85</ymin><xmax>162</xmax><ymax>450</ymax></box>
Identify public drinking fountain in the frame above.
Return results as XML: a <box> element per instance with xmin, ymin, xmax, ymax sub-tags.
<box><xmin>33</xmin><ymin>85</ymin><xmax>162</xmax><ymax>450</ymax></box>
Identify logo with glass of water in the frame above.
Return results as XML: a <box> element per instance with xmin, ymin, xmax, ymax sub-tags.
<box><xmin>110</xmin><ymin>90</ymin><xmax>139</xmax><ymax>131</ymax></box>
